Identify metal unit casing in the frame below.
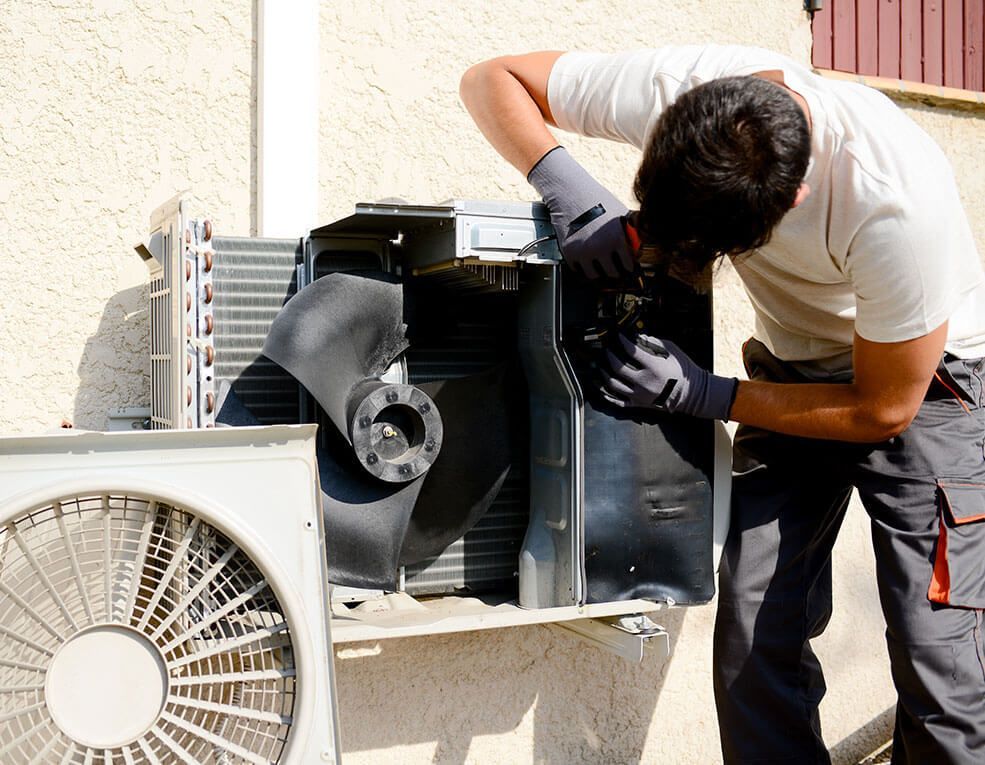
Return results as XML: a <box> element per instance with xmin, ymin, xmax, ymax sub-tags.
<box><xmin>305</xmin><ymin>201</ymin><xmax>560</xmax><ymax>600</ymax></box>
<box><xmin>141</xmin><ymin>196</ymin><xmax>727</xmax><ymax>620</ymax></box>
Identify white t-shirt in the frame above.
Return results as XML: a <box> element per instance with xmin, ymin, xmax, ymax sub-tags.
<box><xmin>547</xmin><ymin>45</ymin><xmax>985</xmax><ymax>374</ymax></box>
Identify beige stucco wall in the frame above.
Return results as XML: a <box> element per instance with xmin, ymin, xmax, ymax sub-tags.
<box><xmin>0</xmin><ymin>1</ymin><xmax>982</xmax><ymax>763</ymax></box>
<box><xmin>0</xmin><ymin>0</ymin><xmax>254</xmax><ymax>435</ymax></box>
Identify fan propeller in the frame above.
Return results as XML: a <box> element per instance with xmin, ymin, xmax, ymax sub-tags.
<box><xmin>263</xmin><ymin>272</ymin><xmax>443</xmax><ymax>484</ymax></box>
<box><xmin>219</xmin><ymin>271</ymin><xmax>521</xmax><ymax>591</ymax></box>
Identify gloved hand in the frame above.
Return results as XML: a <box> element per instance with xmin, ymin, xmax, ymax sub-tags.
<box><xmin>600</xmin><ymin>332</ymin><xmax>738</xmax><ymax>420</ymax></box>
<box><xmin>527</xmin><ymin>147</ymin><xmax>637</xmax><ymax>278</ymax></box>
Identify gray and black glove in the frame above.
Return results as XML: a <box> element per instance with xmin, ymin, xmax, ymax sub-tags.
<box><xmin>527</xmin><ymin>146</ymin><xmax>636</xmax><ymax>279</ymax></box>
<box><xmin>600</xmin><ymin>333</ymin><xmax>738</xmax><ymax>421</ymax></box>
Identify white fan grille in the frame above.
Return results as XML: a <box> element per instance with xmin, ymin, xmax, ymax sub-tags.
<box><xmin>0</xmin><ymin>493</ymin><xmax>297</xmax><ymax>763</ymax></box>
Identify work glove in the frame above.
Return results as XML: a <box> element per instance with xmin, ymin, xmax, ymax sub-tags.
<box><xmin>527</xmin><ymin>147</ymin><xmax>637</xmax><ymax>279</ymax></box>
<box><xmin>600</xmin><ymin>332</ymin><xmax>738</xmax><ymax>421</ymax></box>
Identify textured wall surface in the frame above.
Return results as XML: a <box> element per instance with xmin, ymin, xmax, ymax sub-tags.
<box><xmin>1</xmin><ymin>1</ymin><xmax>983</xmax><ymax>763</ymax></box>
<box><xmin>0</xmin><ymin>0</ymin><xmax>253</xmax><ymax>433</ymax></box>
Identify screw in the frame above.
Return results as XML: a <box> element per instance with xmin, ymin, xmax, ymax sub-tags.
<box><xmin>359</xmin><ymin>415</ymin><xmax>372</xmax><ymax>428</ymax></box>
<box><xmin>382</xmin><ymin>425</ymin><xmax>397</xmax><ymax>439</ymax></box>
<box><xmin>366</xmin><ymin>453</ymin><xmax>379</xmax><ymax>465</ymax></box>
<box><xmin>398</xmin><ymin>465</ymin><xmax>410</xmax><ymax>475</ymax></box>
<box><xmin>419</xmin><ymin>402</ymin><xmax>431</xmax><ymax>414</ymax></box>
<box><xmin>424</xmin><ymin>438</ymin><xmax>436</xmax><ymax>452</ymax></box>
<box><xmin>385</xmin><ymin>390</ymin><xmax>398</xmax><ymax>403</ymax></box>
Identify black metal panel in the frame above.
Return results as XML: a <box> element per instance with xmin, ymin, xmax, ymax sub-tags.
<box><xmin>562</xmin><ymin>271</ymin><xmax>716</xmax><ymax>605</ymax></box>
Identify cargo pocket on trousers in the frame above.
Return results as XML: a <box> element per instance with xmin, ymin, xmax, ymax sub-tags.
<box><xmin>928</xmin><ymin>479</ymin><xmax>985</xmax><ymax>608</ymax></box>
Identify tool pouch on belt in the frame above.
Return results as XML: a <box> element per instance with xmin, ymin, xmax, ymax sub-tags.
<box><xmin>929</xmin><ymin>479</ymin><xmax>985</xmax><ymax>608</ymax></box>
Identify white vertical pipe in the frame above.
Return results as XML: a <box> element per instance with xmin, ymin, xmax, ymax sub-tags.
<box><xmin>257</xmin><ymin>0</ymin><xmax>320</xmax><ymax>237</ymax></box>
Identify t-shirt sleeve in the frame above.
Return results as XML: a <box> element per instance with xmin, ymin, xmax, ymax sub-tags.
<box><xmin>547</xmin><ymin>46</ymin><xmax>803</xmax><ymax>150</ymax></box>
<box><xmin>846</xmin><ymin>182</ymin><xmax>973</xmax><ymax>344</ymax></box>
<box><xmin>547</xmin><ymin>49</ymin><xmax>698</xmax><ymax>149</ymax></box>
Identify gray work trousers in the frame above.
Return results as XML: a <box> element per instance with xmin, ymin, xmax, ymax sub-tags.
<box><xmin>714</xmin><ymin>339</ymin><xmax>985</xmax><ymax>765</ymax></box>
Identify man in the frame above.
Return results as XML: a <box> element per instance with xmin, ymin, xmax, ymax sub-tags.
<box><xmin>460</xmin><ymin>45</ymin><xmax>985</xmax><ymax>764</ymax></box>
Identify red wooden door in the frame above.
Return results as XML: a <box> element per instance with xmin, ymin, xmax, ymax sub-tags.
<box><xmin>812</xmin><ymin>0</ymin><xmax>985</xmax><ymax>91</ymax></box>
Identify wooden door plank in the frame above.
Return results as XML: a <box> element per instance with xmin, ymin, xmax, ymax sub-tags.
<box><xmin>901</xmin><ymin>0</ymin><xmax>923</xmax><ymax>82</ymax></box>
<box><xmin>857</xmin><ymin>0</ymin><xmax>880</xmax><ymax>75</ymax></box>
<box><xmin>943</xmin><ymin>0</ymin><xmax>965</xmax><ymax>87</ymax></box>
<box><xmin>813</xmin><ymin>3</ymin><xmax>834</xmax><ymax>69</ymax></box>
<box><xmin>834</xmin><ymin>0</ymin><xmax>858</xmax><ymax>72</ymax></box>
<box><xmin>923</xmin><ymin>0</ymin><xmax>944</xmax><ymax>85</ymax></box>
<box><xmin>878</xmin><ymin>0</ymin><xmax>902</xmax><ymax>78</ymax></box>
<box><xmin>966</xmin><ymin>0</ymin><xmax>984</xmax><ymax>91</ymax></box>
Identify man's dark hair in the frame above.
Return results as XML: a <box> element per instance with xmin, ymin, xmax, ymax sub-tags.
<box><xmin>633</xmin><ymin>76</ymin><xmax>810</xmax><ymax>271</ymax></box>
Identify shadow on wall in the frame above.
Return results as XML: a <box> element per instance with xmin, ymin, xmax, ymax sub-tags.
<box><xmin>334</xmin><ymin>609</ymin><xmax>685</xmax><ymax>765</ymax></box>
<box><xmin>73</xmin><ymin>285</ymin><xmax>149</xmax><ymax>430</ymax></box>
<box><xmin>830</xmin><ymin>706</ymin><xmax>895</xmax><ymax>765</ymax></box>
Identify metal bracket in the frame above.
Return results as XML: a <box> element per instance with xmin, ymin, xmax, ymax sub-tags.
<box><xmin>106</xmin><ymin>406</ymin><xmax>152</xmax><ymax>431</ymax></box>
<box><xmin>552</xmin><ymin>613</ymin><xmax>670</xmax><ymax>663</ymax></box>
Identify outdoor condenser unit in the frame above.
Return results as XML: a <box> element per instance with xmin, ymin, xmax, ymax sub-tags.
<box><xmin>140</xmin><ymin>194</ymin><xmax>731</xmax><ymax>649</ymax></box>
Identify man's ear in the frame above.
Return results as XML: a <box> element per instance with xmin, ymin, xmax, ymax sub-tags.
<box><xmin>792</xmin><ymin>182</ymin><xmax>811</xmax><ymax>208</ymax></box>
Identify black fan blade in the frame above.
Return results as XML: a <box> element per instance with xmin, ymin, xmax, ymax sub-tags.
<box><xmin>398</xmin><ymin>362</ymin><xmax>522</xmax><ymax>566</ymax></box>
<box><xmin>216</xmin><ymin>379</ymin><xmax>422</xmax><ymax>589</ymax></box>
<box><xmin>316</xmin><ymin>441</ymin><xmax>425</xmax><ymax>590</ymax></box>
<box><xmin>263</xmin><ymin>271</ymin><xmax>442</xmax><ymax>483</ymax></box>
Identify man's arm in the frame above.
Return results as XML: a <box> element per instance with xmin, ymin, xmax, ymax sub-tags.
<box><xmin>730</xmin><ymin>323</ymin><xmax>948</xmax><ymax>441</ymax></box>
<box><xmin>603</xmin><ymin>323</ymin><xmax>948</xmax><ymax>443</ymax></box>
<box><xmin>460</xmin><ymin>52</ymin><xmax>637</xmax><ymax>278</ymax></box>
<box><xmin>459</xmin><ymin>52</ymin><xmax>563</xmax><ymax>174</ymax></box>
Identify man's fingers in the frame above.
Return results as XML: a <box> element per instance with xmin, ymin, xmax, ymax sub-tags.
<box><xmin>605</xmin><ymin>348</ymin><xmax>640</xmax><ymax>382</ymax></box>
<box><xmin>617</xmin><ymin>332</ymin><xmax>664</xmax><ymax>365</ymax></box>
<box><xmin>591</xmin><ymin>258</ymin><xmax>615</xmax><ymax>279</ymax></box>
<box><xmin>600</xmin><ymin>253</ymin><xmax>621</xmax><ymax>279</ymax></box>
<box><xmin>632</xmin><ymin>333</ymin><xmax>670</xmax><ymax>358</ymax></box>
<box><xmin>600</xmin><ymin>371</ymin><xmax>633</xmax><ymax>398</ymax></box>
<box><xmin>616</xmin><ymin>243</ymin><xmax>638</xmax><ymax>274</ymax></box>
<box><xmin>598</xmin><ymin>389</ymin><xmax>627</xmax><ymax>408</ymax></box>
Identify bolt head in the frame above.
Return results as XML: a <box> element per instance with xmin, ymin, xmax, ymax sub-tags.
<box><xmin>424</xmin><ymin>439</ymin><xmax>436</xmax><ymax>452</ymax></box>
<box><xmin>385</xmin><ymin>390</ymin><xmax>398</xmax><ymax>403</ymax></box>
<box><xmin>359</xmin><ymin>415</ymin><xmax>372</xmax><ymax>428</ymax></box>
<box><xmin>419</xmin><ymin>402</ymin><xmax>431</xmax><ymax>414</ymax></box>
<box><xmin>366</xmin><ymin>453</ymin><xmax>379</xmax><ymax>465</ymax></box>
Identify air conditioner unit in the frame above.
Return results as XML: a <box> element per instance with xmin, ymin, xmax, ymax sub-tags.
<box><xmin>0</xmin><ymin>425</ymin><xmax>341</xmax><ymax>763</ymax></box>
<box><xmin>139</xmin><ymin>194</ymin><xmax>731</xmax><ymax>650</ymax></box>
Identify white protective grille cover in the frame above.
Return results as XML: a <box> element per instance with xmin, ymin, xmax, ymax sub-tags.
<box><xmin>0</xmin><ymin>426</ymin><xmax>339</xmax><ymax>764</ymax></box>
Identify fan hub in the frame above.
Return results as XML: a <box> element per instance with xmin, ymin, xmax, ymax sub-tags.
<box><xmin>45</xmin><ymin>624</ymin><xmax>169</xmax><ymax>749</ymax></box>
